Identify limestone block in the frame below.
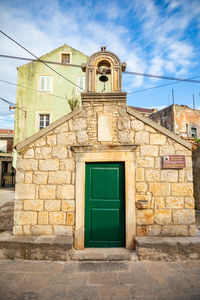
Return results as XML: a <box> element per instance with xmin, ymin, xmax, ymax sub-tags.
<box><xmin>31</xmin><ymin>225</ymin><xmax>53</xmax><ymax>235</ymax></box>
<box><xmin>136</xmin><ymin>168</ymin><xmax>144</xmax><ymax>181</ymax></box>
<box><xmin>137</xmin><ymin>209</ymin><xmax>154</xmax><ymax>225</ymax></box>
<box><xmin>47</xmin><ymin>134</ymin><xmax>57</xmax><ymax>146</ymax></box>
<box><xmin>39</xmin><ymin>185</ymin><xmax>56</xmax><ymax>199</ymax></box>
<box><xmin>172</xmin><ymin>183</ymin><xmax>193</xmax><ymax>196</ymax></box>
<box><xmin>146</xmin><ymin>225</ymin><xmax>161</xmax><ymax>236</ymax></box>
<box><xmin>154</xmin><ymin>158</ymin><xmax>161</xmax><ymax>169</ymax></box>
<box><xmin>33</xmin><ymin>171</ymin><xmax>48</xmax><ymax>184</ymax></box>
<box><xmin>154</xmin><ymin>197</ymin><xmax>165</xmax><ymax>209</ymax></box>
<box><xmin>14</xmin><ymin>200</ymin><xmax>23</xmax><ymax>210</ymax></box>
<box><xmin>131</xmin><ymin>120</ymin><xmax>144</xmax><ymax>131</ymax></box>
<box><xmin>24</xmin><ymin>200</ymin><xmax>43</xmax><ymax>211</ymax></box>
<box><xmin>48</xmin><ymin>171</ymin><xmax>71</xmax><ymax>184</ymax></box>
<box><xmin>189</xmin><ymin>225</ymin><xmax>196</xmax><ymax>236</ymax></box>
<box><xmin>162</xmin><ymin>225</ymin><xmax>188</xmax><ymax>236</ymax></box>
<box><xmin>49</xmin><ymin>212</ymin><xmax>66</xmax><ymax>225</ymax></box>
<box><xmin>185</xmin><ymin>197</ymin><xmax>195</xmax><ymax>208</ymax></box>
<box><xmin>119</xmin><ymin>106</ymin><xmax>126</xmax><ymax>116</ymax></box>
<box><xmin>135</xmin><ymin>131</ymin><xmax>149</xmax><ymax>145</ymax></box>
<box><xmin>173</xmin><ymin>209</ymin><xmax>195</xmax><ymax>224</ymax></box>
<box><xmin>166</xmin><ymin>197</ymin><xmax>184</xmax><ymax>209</ymax></box>
<box><xmin>15</xmin><ymin>183</ymin><xmax>35</xmax><ymax>200</ymax></box>
<box><xmin>38</xmin><ymin>212</ymin><xmax>48</xmax><ymax>224</ymax></box>
<box><xmin>60</xmin><ymin>123</ymin><xmax>69</xmax><ymax>132</ymax></box>
<box><xmin>23</xmin><ymin>225</ymin><xmax>31</xmax><ymax>235</ymax></box>
<box><xmin>74</xmin><ymin>118</ymin><xmax>86</xmax><ymax>130</ymax></box>
<box><xmin>137</xmin><ymin>157</ymin><xmax>154</xmax><ymax>168</ymax></box>
<box><xmin>66</xmin><ymin>159</ymin><xmax>75</xmax><ymax>171</ymax></box>
<box><xmin>23</xmin><ymin>148</ymin><xmax>34</xmax><ymax>159</ymax></box>
<box><xmin>186</xmin><ymin>169</ymin><xmax>193</xmax><ymax>181</ymax></box>
<box><xmin>150</xmin><ymin>134</ymin><xmax>166</xmax><ymax>145</ymax></box>
<box><xmin>24</xmin><ymin>172</ymin><xmax>32</xmax><ymax>184</ymax></box>
<box><xmin>136</xmin><ymin>226</ymin><xmax>146</xmax><ymax>237</ymax></box>
<box><xmin>145</xmin><ymin>170</ymin><xmax>160</xmax><ymax>182</ymax></box>
<box><xmin>66</xmin><ymin>212</ymin><xmax>74</xmax><ymax>225</ymax></box>
<box><xmin>45</xmin><ymin>200</ymin><xmax>60</xmax><ymax>211</ymax></box>
<box><xmin>136</xmin><ymin>195</ymin><xmax>152</xmax><ymax>202</ymax></box>
<box><xmin>179</xmin><ymin>169</ymin><xmax>185</xmax><ymax>182</ymax></box>
<box><xmin>145</xmin><ymin>125</ymin><xmax>156</xmax><ymax>133</ymax></box>
<box><xmin>17</xmin><ymin>159</ymin><xmax>38</xmax><ymax>171</ymax></box>
<box><xmin>57</xmin><ymin>132</ymin><xmax>76</xmax><ymax>146</ymax></box>
<box><xmin>136</xmin><ymin>182</ymin><xmax>147</xmax><ymax>193</ymax></box>
<box><xmin>35</xmin><ymin>147</ymin><xmax>51</xmax><ymax>159</ymax></box>
<box><xmin>57</xmin><ymin>185</ymin><xmax>74</xmax><ymax>200</ymax></box>
<box><xmin>161</xmin><ymin>170</ymin><xmax>178</xmax><ymax>182</ymax></box>
<box><xmin>53</xmin><ymin>225</ymin><xmax>73</xmax><ymax>236</ymax></box>
<box><xmin>149</xmin><ymin>183</ymin><xmax>170</xmax><ymax>196</ymax></box>
<box><xmin>77</xmin><ymin>130</ymin><xmax>88</xmax><ymax>144</ymax></box>
<box><xmin>68</xmin><ymin>119</ymin><xmax>74</xmax><ymax>131</ymax></box>
<box><xmin>118</xmin><ymin>130</ymin><xmax>132</xmax><ymax>144</ymax></box>
<box><xmin>52</xmin><ymin>147</ymin><xmax>68</xmax><ymax>159</ymax></box>
<box><xmin>118</xmin><ymin>117</ymin><xmax>130</xmax><ymax>130</ymax></box>
<box><xmin>159</xmin><ymin>145</ymin><xmax>174</xmax><ymax>156</ymax></box>
<box><xmin>13</xmin><ymin>226</ymin><xmax>23</xmax><ymax>236</ymax></box>
<box><xmin>14</xmin><ymin>211</ymin><xmax>37</xmax><ymax>225</ymax></box>
<box><xmin>16</xmin><ymin>171</ymin><xmax>24</xmax><ymax>183</ymax></box>
<box><xmin>39</xmin><ymin>159</ymin><xmax>59</xmax><ymax>171</ymax></box>
<box><xmin>140</xmin><ymin>145</ymin><xmax>158</xmax><ymax>157</ymax></box>
<box><xmin>62</xmin><ymin>200</ymin><xmax>75</xmax><ymax>211</ymax></box>
<box><xmin>35</xmin><ymin>137</ymin><xmax>46</xmax><ymax>147</ymax></box>
<box><xmin>155</xmin><ymin>209</ymin><xmax>172</xmax><ymax>225</ymax></box>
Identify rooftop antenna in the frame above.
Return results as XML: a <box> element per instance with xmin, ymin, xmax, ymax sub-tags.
<box><xmin>172</xmin><ymin>89</ymin><xmax>175</xmax><ymax>105</ymax></box>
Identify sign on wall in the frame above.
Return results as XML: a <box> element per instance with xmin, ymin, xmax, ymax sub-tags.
<box><xmin>162</xmin><ymin>155</ymin><xmax>186</xmax><ymax>169</ymax></box>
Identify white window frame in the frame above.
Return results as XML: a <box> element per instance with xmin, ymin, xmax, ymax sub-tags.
<box><xmin>36</xmin><ymin>111</ymin><xmax>52</xmax><ymax>131</ymax></box>
<box><xmin>76</xmin><ymin>75</ymin><xmax>85</xmax><ymax>94</ymax></box>
<box><xmin>187</xmin><ymin>124</ymin><xmax>198</xmax><ymax>138</ymax></box>
<box><xmin>38</xmin><ymin>75</ymin><xmax>53</xmax><ymax>92</ymax></box>
<box><xmin>60</xmin><ymin>52</ymin><xmax>72</xmax><ymax>64</ymax></box>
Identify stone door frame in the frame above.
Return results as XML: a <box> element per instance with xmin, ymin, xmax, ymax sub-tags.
<box><xmin>72</xmin><ymin>145</ymin><xmax>136</xmax><ymax>250</ymax></box>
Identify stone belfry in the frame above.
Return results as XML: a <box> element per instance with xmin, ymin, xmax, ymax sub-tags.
<box><xmin>81</xmin><ymin>46</ymin><xmax>126</xmax><ymax>93</ymax></box>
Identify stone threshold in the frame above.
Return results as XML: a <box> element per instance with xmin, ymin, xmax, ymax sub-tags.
<box><xmin>135</xmin><ymin>236</ymin><xmax>200</xmax><ymax>261</ymax></box>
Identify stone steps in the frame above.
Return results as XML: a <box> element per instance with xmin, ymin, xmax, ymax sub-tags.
<box><xmin>135</xmin><ymin>236</ymin><xmax>200</xmax><ymax>261</ymax></box>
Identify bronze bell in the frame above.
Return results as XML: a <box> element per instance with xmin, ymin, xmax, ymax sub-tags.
<box><xmin>99</xmin><ymin>72</ymin><xmax>109</xmax><ymax>82</ymax></box>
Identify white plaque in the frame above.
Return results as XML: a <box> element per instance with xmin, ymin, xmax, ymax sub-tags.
<box><xmin>98</xmin><ymin>113</ymin><xmax>112</xmax><ymax>141</ymax></box>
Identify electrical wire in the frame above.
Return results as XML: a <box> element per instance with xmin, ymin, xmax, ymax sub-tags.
<box><xmin>0</xmin><ymin>30</ymin><xmax>85</xmax><ymax>91</ymax></box>
<box><xmin>0</xmin><ymin>97</ymin><xmax>15</xmax><ymax>106</ymax></box>
<box><xmin>0</xmin><ymin>79</ymin><xmax>67</xmax><ymax>101</ymax></box>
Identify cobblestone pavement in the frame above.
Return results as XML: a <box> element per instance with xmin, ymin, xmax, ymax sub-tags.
<box><xmin>0</xmin><ymin>259</ymin><xmax>200</xmax><ymax>300</ymax></box>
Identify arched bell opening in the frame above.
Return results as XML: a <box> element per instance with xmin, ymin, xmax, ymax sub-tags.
<box><xmin>96</xmin><ymin>59</ymin><xmax>112</xmax><ymax>93</ymax></box>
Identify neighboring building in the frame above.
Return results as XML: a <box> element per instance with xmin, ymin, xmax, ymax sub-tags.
<box><xmin>193</xmin><ymin>143</ymin><xmax>200</xmax><ymax>209</ymax></box>
<box><xmin>14</xmin><ymin>44</ymin><xmax>88</xmax><ymax>145</ymax></box>
<box><xmin>0</xmin><ymin>129</ymin><xmax>15</xmax><ymax>187</ymax></box>
<box><xmin>13</xmin><ymin>48</ymin><xmax>195</xmax><ymax>249</ymax></box>
<box><xmin>150</xmin><ymin>104</ymin><xmax>200</xmax><ymax>138</ymax></box>
<box><xmin>131</xmin><ymin>107</ymin><xmax>157</xmax><ymax>117</ymax></box>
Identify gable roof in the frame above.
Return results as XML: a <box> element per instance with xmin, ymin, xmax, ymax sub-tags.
<box><xmin>15</xmin><ymin>103</ymin><xmax>191</xmax><ymax>151</ymax></box>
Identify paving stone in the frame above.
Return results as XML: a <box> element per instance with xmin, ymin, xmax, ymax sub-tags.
<box><xmin>99</xmin><ymin>285</ymin><xmax>130</xmax><ymax>298</ymax></box>
<box><xmin>78</xmin><ymin>261</ymin><xmax>129</xmax><ymax>272</ymax></box>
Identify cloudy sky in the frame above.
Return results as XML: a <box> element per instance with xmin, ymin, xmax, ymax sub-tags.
<box><xmin>0</xmin><ymin>0</ymin><xmax>200</xmax><ymax>129</ymax></box>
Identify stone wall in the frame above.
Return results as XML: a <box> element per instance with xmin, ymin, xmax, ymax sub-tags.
<box><xmin>193</xmin><ymin>144</ymin><xmax>200</xmax><ymax>209</ymax></box>
<box><xmin>14</xmin><ymin>98</ymin><xmax>195</xmax><ymax>238</ymax></box>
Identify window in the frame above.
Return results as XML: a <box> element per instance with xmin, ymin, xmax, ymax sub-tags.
<box><xmin>39</xmin><ymin>114</ymin><xmax>50</xmax><ymax>130</ymax></box>
<box><xmin>0</xmin><ymin>140</ymin><xmax>7</xmax><ymax>152</ymax></box>
<box><xmin>190</xmin><ymin>126</ymin><xmax>197</xmax><ymax>138</ymax></box>
<box><xmin>38</xmin><ymin>76</ymin><xmax>52</xmax><ymax>92</ymax></box>
<box><xmin>76</xmin><ymin>76</ymin><xmax>85</xmax><ymax>93</ymax></box>
<box><xmin>61</xmin><ymin>53</ymin><xmax>70</xmax><ymax>64</ymax></box>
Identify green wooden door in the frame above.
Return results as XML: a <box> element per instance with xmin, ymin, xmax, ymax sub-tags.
<box><xmin>85</xmin><ymin>162</ymin><xmax>125</xmax><ymax>247</ymax></box>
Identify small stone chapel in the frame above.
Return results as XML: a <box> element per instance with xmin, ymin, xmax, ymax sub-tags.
<box><xmin>14</xmin><ymin>48</ymin><xmax>195</xmax><ymax>250</ymax></box>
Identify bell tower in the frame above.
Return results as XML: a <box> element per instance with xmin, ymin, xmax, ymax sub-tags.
<box><xmin>81</xmin><ymin>47</ymin><xmax>126</xmax><ymax>93</ymax></box>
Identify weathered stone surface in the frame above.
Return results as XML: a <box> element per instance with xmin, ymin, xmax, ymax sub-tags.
<box><xmin>53</xmin><ymin>225</ymin><xmax>73</xmax><ymax>236</ymax></box>
<box><xmin>118</xmin><ymin>130</ymin><xmax>133</xmax><ymax>143</ymax></box>
<box><xmin>52</xmin><ymin>147</ymin><xmax>68</xmax><ymax>159</ymax></box>
<box><xmin>131</xmin><ymin>120</ymin><xmax>144</xmax><ymax>131</ymax></box>
<box><xmin>48</xmin><ymin>171</ymin><xmax>71</xmax><ymax>184</ymax></box>
<box><xmin>136</xmin><ymin>182</ymin><xmax>147</xmax><ymax>193</ymax></box>
<box><xmin>172</xmin><ymin>183</ymin><xmax>193</xmax><ymax>196</ymax></box>
<box><xmin>145</xmin><ymin>125</ymin><xmax>156</xmax><ymax>133</ymax></box>
<box><xmin>137</xmin><ymin>157</ymin><xmax>154</xmax><ymax>168</ymax></box>
<box><xmin>186</xmin><ymin>169</ymin><xmax>193</xmax><ymax>181</ymax></box>
<box><xmin>23</xmin><ymin>148</ymin><xmax>34</xmax><ymax>159</ymax></box>
<box><xmin>24</xmin><ymin>200</ymin><xmax>43</xmax><ymax>211</ymax></box>
<box><xmin>33</xmin><ymin>171</ymin><xmax>48</xmax><ymax>184</ymax></box>
<box><xmin>162</xmin><ymin>225</ymin><xmax>188</xmax><ymax>236</ymax></box>
<box><xmin>17</xmin><ymin>159</ymin><xmax>38</xmax><ymax>171</ymax></box>
<box><xmin>146</xmin><ymin>225</ymin><xmax>161</xmax><ymax>236</ymax></box>
<box><xmin>66</xmin><ymin>212</ymin><xmax>74</xmax><ymax>225</ymax></box>
<box><xmin>136</xmin><ymin>168</ymin><xmax>144</xmax><ymax>181</ymax></box>
<box><xmin>23</xmin><ymin>225</ymin><xmax>31</xmax><ymax>235</ymax></box>
<box><xmin>74</xmin><ymin>118</ymin><xmax>86</xmax><ymax>130</ymax></box>
<box><xmin>35</xmin><ymin>147</ymin><xmax>51</xmax><ymax>159</ymax></box>
<box><xmin>166</xmin><ymin>197</ymin><xmax>184</xmax><ymax>208</ymax></box>
<box><xmin>149</xmin><ymin>183</ymin><xmax>170</xmax><ymax>196</ymax></box>
<box><xmin>173</xmin><ymin>209</ymin><xmax>195</xmax><ymax>225</ymax></box>
<box><xmin>145</xmin><ymin>170</ymin><xmax>160</xmax><ymax>182</ymax></box>
<box><xmin>14</xmin><ymin>211</ymin><xmax>37</xmax><ymax>225</ymax></box>
<box><xmin>24</xmin><ymin>172</ymin><xmax>32</xmax><ymax>183</ymax></box>
<box><xmin>47</xmin><ymin>134</ymin><xmax>56</xmax><ymax>146</ymax></box>
<box><xmin>140</xmin><ymin>145</ymin><xmax>158</xmax><ymax>157</ymax></box>
<box><xmin>135</xmin><ymin>131</ymin><xmax>149</xmax><ymax>145</ymax></box>
<box><xmin>136</xmin><ymin>226</ymin><xmax>146</xmax><ymax>237</ymax></box>
<box><xmin>35</xmin><ymin>137</ymin><xmax>46</xmax><ymax>146</ymax></box>
<box><xmin>49</xmin><ymin>212</ymin><xmax>66</xmax><ymax>225</ymax></box>
<box><xmin>13</xmin><ymin>225</ymin><xmax>23</xmax><ymax>235</ymax></box>
<box><xmin>39</xmin><ymin>185</ymin><xmax>56</xmax><ymax>199</ymax></box>
<box><xmin>150</xmin><ymin>134</ymin><xmax>166</xmax><ymax>145</ymax></box>
<box><xmin>38</xmin><ymin>212</ymin><xmax>48</xmax><ymax>224</ymax></box>
<box><xmin>77</xmin><ymin>130</ymin><xmax>88</xmax><ymax>144</ymax></box>
<box><xmin>118</xmin><ymin>117</ymin><xmax>130</xmax><ymax>130</ymax></box>
<box><xmin>57</xmin><ymin>185</ymin><xmax>74</xmax><ymax>200</ymax></box>
<box><xmin>39</xmin><ymin>159</ymin><xmax>59</xmax><ymax>171</ymax></box>
<box><xmin>137</xmin><ymin>209</ymin><xmax>154</xmax><ymax>225</ymax></box>
<box><xmin>161</xmin><ymin>170</ymin><xmax>178</xmax><ymax>182</ymax></box>
<box><xmin>155</xmin><ymin>210</ymin><xmax>172</xmax><ymax>225</ymax></box>
<box><xmin>31</xmin><ymin>225</ymin><xmax>53</xmax><ymax>235</ymax></box>
<box><xmin>159</xmin><ymin>145</ymin><xmax>174</xmax><ymax>156</ymax></box>
<box><xmin>45</xmin><ymin>200</ymin><xmax>60</xmax><ymax>211</ymax></box>
<box><xmin>62</xmin><ymin>200</ymin><xmax>75</xmax><ymax>211</ymax></box>
<box><xmin>185</xmin><ymin>197</ymin><xmax>195</xmax><ymax>208</ymax></box>
<box><xmin>15</xmin><ymin>184</ymin><xmax>35</xmax><ymax>200</ymax></box>
<box><xmin>16</xmin><ymin>171</ymin><xmax>24</xmax><ymax>183</ymax></box>
<box><xmin>57</xmin><ymin>132</ymin><xmax>76</xmax><ymax>145</ymax></box>
<box><xmin>14</xmin><ymin>200</ymin><xmax>23</xmax><ymax>210</ymax></box>
<box><xmin>154</xmin><ymin>197</ymin><xmax>165</xmax><ymax>209</ymax></box>
<box><xmin>65</xmin><ymin>159</ymin><xmax>75</xmax><ymax>171</ymax></box>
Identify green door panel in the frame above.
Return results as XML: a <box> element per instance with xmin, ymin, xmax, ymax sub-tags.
<box><xmin>85</xmin><ymin>162</ymin><xmax>125</xmax><ymax>247</ymax></box>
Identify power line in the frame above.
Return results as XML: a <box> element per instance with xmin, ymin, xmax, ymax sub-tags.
<box><xmin>0</xmin><ymin>79</ymin><xmax>67</xmax><ymax>101</ymax></box>
<box><xmin>124</xmin><ymin>71</ymin><xmax>200</xmax><ymax>84</ymax></box>
<box><xmin>0</xmin><ymin>97</ymin><xmax>26</xmax><ymax>114</ymax></box>
<box><xmin>0</xmin><ymin>54</ymin><xmax>82</xmax><ymax>68</ymax></box>
<box><xmin>0</xmin><ymin>96</ymin><xmax>15</xmax><ymax>106</ymax></box>
<box><xmin>0</xmin><ymin>30</ymin><xmax>85</xmax><ymax>91</ymax></box>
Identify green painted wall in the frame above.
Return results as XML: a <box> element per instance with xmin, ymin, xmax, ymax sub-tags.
<box><xmin>14</xmin><ymin>45</ymin><xmax>88</xmax><ymax>144</ymax></box>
